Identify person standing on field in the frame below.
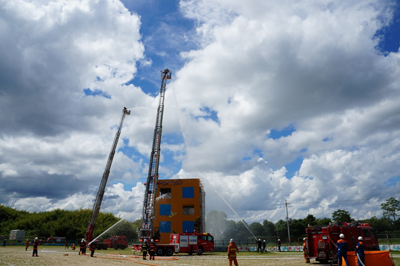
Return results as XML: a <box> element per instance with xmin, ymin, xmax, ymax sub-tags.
<box><xmin>79</xmin><ymin>239</ymin><xmax>86</xmax><ymax>255</ymax></box>
<box><xmin>25</xmin><ymin>239</ymin><xmax>29</xmax><ymax>251</ymax></box>
<box><xmin>90</xmin><ymin>241</ymin><xmax>96</xmax><ymax>257</ymax></box>
<box><xmin>336</xmin><ymin>234</ymin><xmax>349</xmax><ymax>266</ymax></box>
<box><xmin>149</xmin><ymin>239</ymin><xmax>156</xmax><ymax>260</ymax></box>
<box><xmin>303</xmin><ymin>238</ymin><xmax>310</xmax><ymax>263</ymax></box>
<box><xmin>227</xmin><ymin>239</ymin><xmax>239</xmax><ymax>266</ymax></box>
<box><xmin>277</xmin><ymin>239</ymin><xmax>281</xmax><ymax>252</ymax></box>
<box><xmin>142</xmin><ymin>239</ymin><xmax>149</xmax><ymax>260</ymax></box>
<box><xmin>262</xmin><ymin>240</ymin><xmax>266</xmax><ymax>253</ymax></box>
<box><xmin>257</xmin><ymin>239</ymin><xmax>262</xmax><ymax>252</ymax></box>
<box><xmin>355</xmin><ymin>236</ymin><xmax>365</xmax><ymax>266</ymax></box>
<box><xmin>32</xmin><ymin>237</ymin><xmax>39</xmax><ymax>257</ymax></box>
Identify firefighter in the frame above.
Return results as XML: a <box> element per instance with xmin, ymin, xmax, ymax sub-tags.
<box><xmin>71</xmin><ymin>243</ymin><xmax>76</xmax><ymax>250</ymax></box>
<box><xmin>303</xmin><ymin>238</ymin><xmax>310</xmax><ymax>263</ymax></box>
<box><xmin>336</xmin><ymin>234</ymin><xmax>349</xmax><ymax>266</ymax></box>
<box><xmin>149</xmin><ymin>239</ymin><xmax>156</xmax><ymax>260</ymax></box>
<box><xmin>79</xmin><ymin>239</ymin><xmax>86</xmax><ymax>255</ymax></box>
<box><xmin>142</xmin><ymin>239</ymin><xmax>149</xmax><ymax>260</ymax></box>
<box><xmin>257</xmin><ymin>239</ymin><xmax>262</xmax><ymax>252</ymax></box>
<box><xmin>355</xmin><ymin>236</ymin><xmax>365</xmax><ymax>266</ymax></box>
<box><xmin>277</xmin><ymin>239</ymin><xmax>281</xmax><ymax>252</ymax></box>
<box><xmin>227</xmin><ymin>239</ymin><xmax>239</xmax><ymax>266</ymax></box>
<box><xmin>262</xmin><ymin>240</ymin><xmax>266</xmax><ymax>253</ymax></box>
<box><xmin>32</xmin><ymin>237</ymin><xmax>39</xmax><ymax>257</ymax></box>
<box><xmin>90</xmin><ymin>241</ymin><xmax>96</xmax><ymax>257</ymax></box>
<box><xmin>65</xmin><ymin>240</ymin><xmax>69</xmax><ymax>249</ymax></box>
<box><xmin>25</xmin><ymin>239</ymin><xmax>29</xmax><ymax>251</ymax></box>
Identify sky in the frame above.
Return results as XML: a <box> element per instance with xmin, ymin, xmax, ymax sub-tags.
<box><xmin>0</xmin><ymin>0</ymin><xmax>400</xmax><ymax>226</ymax></box>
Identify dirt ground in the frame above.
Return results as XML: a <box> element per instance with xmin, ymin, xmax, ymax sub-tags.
<box><xmin>0</xmin><ymin>246</ymin><xmax>316</xmax><ymax>266</ymax></box>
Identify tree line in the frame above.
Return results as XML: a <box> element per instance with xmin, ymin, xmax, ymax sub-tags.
<box><xmin>1</xmin><ymin>197</ymin><xmax>399</xmax><ymax>243</ymax></box>
<box><xmin>0</xmin><ymin>205</ymin><xmax>140</xmax><ymax>242</ymax></box>
<box><xmin>205</xmin><ymin>197</ymin><xmax>400</xmax><ymax>242</ymax></box>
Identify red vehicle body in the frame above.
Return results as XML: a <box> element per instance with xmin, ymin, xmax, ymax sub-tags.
<box><xmin>96</xmin><ymin>235</ymin><xmax>128</xmax><ymax>250</ymax></box>
<box><xmin>305</xmin><ymin>222</ymin><xmax>379</xmax><ymax>263</ymax></box>
<box><xmin>153</xmin><ymin>232</ymin><xmax>215</xmax><ymax>256</ymax></box>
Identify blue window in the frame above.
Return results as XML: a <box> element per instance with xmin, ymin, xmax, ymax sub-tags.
<box><xmin>182</xmin><ymin>187</ymin><xmax>194</xmax><ymax>198</ymax></box>
<box><xmin>159</xmin><ymin>221</ymin><xmax>171</xmax><ymax>233</ymax></box>
<box><xmin>182</xmin><ymin>221</ymin><xmax>195</xmax><ymax>233</ymax></box>
<box><xmin>159</xmin><ymin>204</ymin><xmax>171</xmax><ymax>216</ymax></box>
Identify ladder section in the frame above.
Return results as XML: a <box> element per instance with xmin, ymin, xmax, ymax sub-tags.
<box><xmin>140</xmin><ymin>69</ymin><xmax>171</xmax><ymax>241</ymax></box>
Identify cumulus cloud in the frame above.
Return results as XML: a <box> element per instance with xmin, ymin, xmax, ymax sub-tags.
<box><xmin>171</xmin><ymin>0</ymin><xmax>400</xmax><ymax>222</ymax></box>
<box><xmin>0</xmin><ymin>0</ymin><xmax>148</xmax><ymax>213</ymax></box>
<box><xmin>1</xmin><ymin>0</ymin><xmax>400</xmax><ymax>225</ymax></box>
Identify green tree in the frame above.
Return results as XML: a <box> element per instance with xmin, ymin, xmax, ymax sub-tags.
<box><xmin>249</xmin><ymin>222</ymin><xmax>266</xmax><ymax>239</ymax></box>
<box><xmin>381</xmin><ymin>197</ymin><xmax>400</xmax><ymax>221</ymax></box>
<box><xmin>221</xmin><ymin>220</ymin><xmax>237</xmax><ymax>240</ymax></box>
<box><xmin>361</xmin><ymin>216</ymin><xmax>392</xmax><ymax>233</ymax></box>
<box><xmin>275</xmin><ymin>220</ymin><xmax>287</xmax><ymax>240</ymax></box>
<box><xmin>317</xmin><ymin>218</ymin><xmax>331</xmax><ymax>226</ymax></box>
<box><xmin>303</xmin><ymin>214</ymin><xmax>317</xmax><ymax>227</ymax></box>
<box><xmin>332</xmin><ymin>209</ymin><xmax>352</xmax><ymax>222</ymax></box>
<box><xmin>236</xmin><ymin>220</ymin><xmax>252</xmax><ymax>242</ymax></box>
<box><xmin>205</xmin><ymin>210</ymin><xmax>227</xmax><ymax>240</ymax></box>
<box><xmin>262</xmin><ymin>219</ymin><xmax>276</xmax><ymax>237</ymax></box>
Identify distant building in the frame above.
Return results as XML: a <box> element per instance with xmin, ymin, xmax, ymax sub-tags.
<box><xmin>9</xmin><ymin>230</ymin><xmax>25</xmax><ymax>241</ymax></box>
<box><xmin>153</xmin><ymin>179</ymin><xmax>205</xmax><ymax>244</ymax></box>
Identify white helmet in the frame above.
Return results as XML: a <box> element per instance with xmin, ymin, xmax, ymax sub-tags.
<box><xmin>339</xmin><ymin>234</ymin><xmax>344</xmax><ymax>239</ymax></box>
<box><xmin>358</xmin><ymin>236</ymin><xmax>363</xmax><ymax>241</ymax></box>
<box><xmin>230</xmin><ymin>239</ymin><xmax>234</xmax><ymax>243</ymax></box>
<box><xmin>144</xmin><ymin>239</ymin><xmax>147</xmax><ymax>243</ymax></box>
<box><xmin>35</xmin><ymin>237</ymin><xmax>38</xmax><ymax>240</ymax></box>
<box><xmin>151</xmin><ymin>239</ymin><xmax>154</xmax><ymax>243</ymax></box>
<box><xmin>278</xmin><ymin>239</ymin><xmax>280</xmax><ymax>241</ymax></box>
<box><xmin>303</xmin><ymin>238</ymin><xmax>306</xmax><ymax>241</ymax></box>
<box><xmin>259</xmin><ymin>239</ymin><xmax>261</xmax><ymax>241</ymax></box>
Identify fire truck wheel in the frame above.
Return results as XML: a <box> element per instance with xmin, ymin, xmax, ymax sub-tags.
<box><xmin>197</xmin><ymin>247</ymin><xmax>203</xmax><ymax>255</ymax></box>
<box><xmin>156</xmin><ymin>248</ymin><xmax>164</xmax><ymax>256</ymax></box>
<box><xmin>166</xmin><ymin>248</ymin><xmax>174</xmax><ymax>256</ymax></box>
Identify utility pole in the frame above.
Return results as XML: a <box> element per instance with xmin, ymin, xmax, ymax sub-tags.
<box><xmin>285</xmin><ymin>200</ymin><xmax>291</xmax><ymax>245</ymax></box>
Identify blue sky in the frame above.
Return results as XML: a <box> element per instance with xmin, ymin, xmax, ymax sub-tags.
<box><xmin>0</xmin><ymin>0</ymin><xmax>400</xmax><ymax>224</ymax></box>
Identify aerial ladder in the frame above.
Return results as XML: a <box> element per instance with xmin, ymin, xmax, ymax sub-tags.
<box><xmin>85</xmin><ymin>107</ymin><xmax>131</xmax><ymax>242</ymax></box>
<box><xmin>139</xmin><ymin>69</ymin><xmax>172</xmax><ymax>241</ymax></box>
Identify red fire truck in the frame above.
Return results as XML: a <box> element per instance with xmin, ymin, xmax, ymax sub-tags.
<box><xmin>95</xmin><ymin>235</ymin><xmax>128</xmax><ymax>250</ymax></box>
<box><xmin>304</xmin><ymin>222</ymin><xmax>379</xmax><ymax>264</ymax></box>
<box><xmin>154</xmin><ymin>232</ymin><xmax>215</xmax><ymax>256</ymax></box>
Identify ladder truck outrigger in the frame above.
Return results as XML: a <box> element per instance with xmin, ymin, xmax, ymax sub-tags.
<box><xmin>139</xmin><ymin>69</ymin><xmax>172</xmax><ymax>242</ymax></box>
<box><xmin>85</xmin><ymin>107</ymin><xmax>131</xmax><ymax>249</ymax></box>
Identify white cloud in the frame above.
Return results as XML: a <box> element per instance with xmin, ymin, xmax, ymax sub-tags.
<box><xmin>171</xmin><ymin>0</ymin><xmax>400</xmax><ymax>222</ymax></box>
<box><xmin>1</xmin><ymin>0</ymin><xmax>400</xmax><ymax>226</ymax></box>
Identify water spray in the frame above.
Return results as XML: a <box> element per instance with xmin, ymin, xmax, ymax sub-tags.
<box><xmin>88</xmin><ymin>210</ymin><xmax>139</xmax><ymax>246</ymax></box>
<box><xmin>205</xmin><ymin>180</ymin><xmax>258</xmax><ymax>241</ymax></box>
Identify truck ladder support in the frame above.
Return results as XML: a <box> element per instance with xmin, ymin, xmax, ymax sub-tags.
<box><xmin>140</xmin><ymin>69</ymin><xmax>171</xmax><ymax>241</ymax></box>
<box><xmin>85</xmin><ymin>107</ymin><xmax>131</xmax><ymax>242</ymax></box>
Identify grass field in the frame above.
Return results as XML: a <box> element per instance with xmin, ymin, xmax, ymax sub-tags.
<box><xmin>0</xmin><ymin>246</ymin><xmax>315</xmax><ymax>266</ymax></box>
<box><xmin>1</xmin><ymin>246</ymin><xmax>398</xmax><ymax>265</ymax></box>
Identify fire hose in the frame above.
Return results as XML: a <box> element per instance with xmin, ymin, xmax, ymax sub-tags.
<box><xmin>356</xmin><ymin>253</ymin><xmax>365</xmax><ymax>266</ymax></box>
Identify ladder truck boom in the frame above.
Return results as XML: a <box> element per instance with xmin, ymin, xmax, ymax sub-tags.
<box><xmin>86</xmin><ymin>107</ymin><xmax>131</xmax><ymax>242</ymax></box>
<box><xmin>140</xmin><ymin>69</ymin><xmax>171</xmax><ymax>241</ymax></box>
